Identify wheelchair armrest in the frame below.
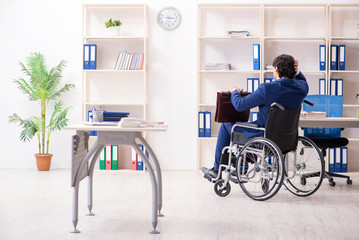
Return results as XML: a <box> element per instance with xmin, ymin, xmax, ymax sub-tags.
<box><xmin>232</xmin><ymin>122</ymin><xmax>265</xmax><ymax>132</ymax></box>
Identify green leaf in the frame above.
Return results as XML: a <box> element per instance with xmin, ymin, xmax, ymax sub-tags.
<box><xmin>9</xmin><ymin>114</ymin><xmax>39</xmax><ymax>142</ymax></box>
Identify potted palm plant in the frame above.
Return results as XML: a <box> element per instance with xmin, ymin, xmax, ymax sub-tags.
<box><xmin>9</xmin><ymin>53</ymin><xmax>75</xmax><ymax>171</ymax></box>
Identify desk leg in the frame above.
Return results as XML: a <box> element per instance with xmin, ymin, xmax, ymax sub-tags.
<box><xmin>137</xmin><ymin>135</ymin><xmax>164</xmax><ymax>217</ymax></box>
<box><xmin>71</xmin><ymin>184</ymin><xmax>80</xmax><ymax>233</ymax></box>
<box><xmin>132</xmin><ymin>144</ymin><xmax>160</xmax><ymax>234</ymax></box>
<box><xmin>87</xmin><ymin>145</ymin><xmax>105</xmax><ymax>216</ymax></box>
<box><xmin>71</xmin><ymin>141</ymin><xmax>101</xmax><ymax>234</ymax></box>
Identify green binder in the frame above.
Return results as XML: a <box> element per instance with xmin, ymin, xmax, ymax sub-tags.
<box><xmin>112</xmin><ymin>145</ymin><xmax>119</xmax><ymax>170</ymax></box>
<box><xmin>99</xmin><ymin>148</ymin><xmax>105</xmax><ymax>170</ymax></box>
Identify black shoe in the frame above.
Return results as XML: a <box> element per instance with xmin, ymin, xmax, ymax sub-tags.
<box><xmin>202</xmin><ymin>167</ymin><xmax>218</xmax><ymax>179</ymax></box>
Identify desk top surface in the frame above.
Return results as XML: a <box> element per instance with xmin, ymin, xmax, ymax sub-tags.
<box><xmin>299</xmin><ymin>117</ymin><xmax>359</xmax><ymax>128</ymax></box>
<box><xmin>64</xmin><ymin>123</ymin><xmax>167</xmax><ymax>132</ymax></box>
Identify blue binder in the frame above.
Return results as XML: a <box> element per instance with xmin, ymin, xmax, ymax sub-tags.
<box><xmin>341</xmin><ymin>147</ymin><xmax>348</xmax><ymax>172</ymax></box>
<box><xmin>247</xmin><ymin>78</ymin><xmax>253</xmax><ymax>92</ymax></box>
<box><xmin>250</xmin><ymin>112</ymin><xmax>258</xmax><ymax>122</ymax></box>
<box><xmin>335</xmin><ymin>147</ymin><xmax>341</xmax><ymax>172</ymax></box>
<box><xmin>329</xmin><ymin>147</ymin><xmax>335</xmax><ymax>173</ymax></box>
<box><xmin>204</xmin><ymin>111</ymin><xmax>211</xmax><ymax>137</ymax></box>
<box><xmin>319</xmin><ymin>45</ymin><xmax>326</xmax><ymax>71</ymax></box>
<box><xmin>90</xmin><ymin>44</ymin><xmax>97</xmax><ymax>69</ymax></box>
<box><xmin>330</xmin><ymin>44</ymin><xmax>338</xmax><ymax>70</ymax></box>
<box><xmin>337</xmin><ymin>79</ymin><xmax>343</xmax><ymax>96</ymax></box>
<box><xmin>338</xmin><ymin>45</ymin><xmax>345</xmax><ymax>70</ymax></box>
<box><xmin>87</xmin><ymin>110</ymin><xmax>97</xmax><ymax>136</ymax></box>
<box><xmin>198</xmin><ymin>112</ymin><xmax>205</xmax><ymax>137</ymax></box>
<box><xmin>83</xmin><ymin>44</ymin><xmax>90</xmax><ymax>69</ymax></box>
<box><xmin>264</xmin><ymin>78</ymin><xmax>272</xmax><ymax>83</ymax></box>
<box><xmin>253</xmin><ymin>44</ymin><xmax>260</xmax><ymax>70</ymax></box>
<box><xmin>330</xmin><ymin>79</ymin><xmax>337</xmax><ymax>96</ymax></box>
<box><xmin>137</xmin><ymin>144</ymin><xmax>144</xmax><ymax>170</ymax></box>
<box><xmin>253</xmin><ymin>78</ymin><xmax>259</xmax><ymax>92</ymax></box>
<box><xmin>319</xmin><ymin>78</ymin><xmax>326</xmax><ymax>95</ymax></box>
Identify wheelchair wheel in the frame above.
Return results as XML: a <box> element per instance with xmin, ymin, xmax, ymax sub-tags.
<box><xmin>236</xmin><ymin>137</ymin><xmax>284</xmax><ymax>201</ymax></box>
<box><xmin>283</xmin><ymin>136</ymin><xmax>324</xmax><ymax>197</ymax></box>
<box><xmin>214</xmin><ymin>179</ymin><xmax>231</xmax><ymax>197</ymax></box>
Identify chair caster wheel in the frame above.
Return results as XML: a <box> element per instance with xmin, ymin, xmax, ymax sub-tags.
<box><xmin>329</xmin><ymin>181</ymin><xmax>336</xmax><ymax>187</ymax></box>
<box><xmin>347</xmin><ymin>179</ymin><xmax>353</xmax><ymax>185</ymax></box>
<box><xmin>214</xmin><ymin>179</ymin><xmax>231</xmax><ymax>197</ymax></box>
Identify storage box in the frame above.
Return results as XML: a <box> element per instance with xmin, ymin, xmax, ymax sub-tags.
<box><xmin>303</xmin><ymin>95</ymin><xmax>343</xmax><ymax>137</ymax></box>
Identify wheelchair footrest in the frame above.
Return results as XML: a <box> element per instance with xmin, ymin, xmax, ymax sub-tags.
<box><xmin>204</xmin><ymin>173</ymin><xmax>212</xmax><ymax>182</ymax></box>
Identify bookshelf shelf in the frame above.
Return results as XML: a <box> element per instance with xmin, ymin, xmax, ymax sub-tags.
<box><xmin>84</xmin><ymin>102</ymin><xmax>145</xmax><ymax>106</ymax></box>
<box><xmin>84</xmin><ymin>36</ymin><xmax>145</xmax><ymax>40</ymax></box>
<box><xmin>198</xmin><ymin>137</ymin><xmax>218</xmax><ymax>141</ymax></box>
<box><xmin>264</xmin><ymin>37</ymin><xmax>326</xmax><ymax>41</ymax></box>
<box><xmin>197</xmin><ymin>3</ymin><xmax>359</xmax><ymax>170</ymax></box>
<box><xmin>331</xmin><ymin>37</ymin><xmax>359</xmax><ymax>41</ymax></box>
<box><xmin>84</xmin><ymin>70</ymin><xmax>145</xmax><ymax>73</ymax></box>
<box><xmin>198</xmin><ymin>36</ymin><xmax>260</xmax><ymax>40</ymax></box>
<box><xmin>199</xmin><ymin>70</ymin><xmax>260</xmax><ymax>74</ymax></box>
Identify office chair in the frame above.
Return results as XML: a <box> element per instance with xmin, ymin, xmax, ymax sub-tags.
<box><xmin>208</xmin><ymin>102</ymin><xmax>324</xmax><ymax>201</ymax></box>
<box><xmin>303</xmin><ymin>95</ymin><xmax>353</xmax><ymax>187</ymax></box>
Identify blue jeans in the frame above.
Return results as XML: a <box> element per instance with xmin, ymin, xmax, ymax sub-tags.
<box><xmin>214</xmin><ymin>123</ymin><xmax>252</xmax><ymax>171</ymax></box>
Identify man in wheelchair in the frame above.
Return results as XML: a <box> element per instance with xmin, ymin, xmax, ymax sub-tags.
<box><xmin>202</xmin><ymin>54</ymin><xmax>309</xmax><ymax>196</ymax></box>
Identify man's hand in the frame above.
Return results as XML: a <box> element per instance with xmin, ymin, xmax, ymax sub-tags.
<box><xmin>294</xmin><ymin>60</ymin><xmax>299</xmax><ymax>74</ymax></box>
<box><xmin>228</xmin><ymin>86</ymin><xmax>243</xmax><ymax>93</ymax></box>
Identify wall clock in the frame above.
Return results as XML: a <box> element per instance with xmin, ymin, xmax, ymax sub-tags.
<box><xmin>157</xmin><ymin>7</ymin><xmax>181</xmax><ymax>31</ymax></box>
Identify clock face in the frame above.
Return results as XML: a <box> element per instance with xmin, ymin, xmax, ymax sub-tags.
<box><xmin>157</xmin><ymin>7</ymin><xmax>181</xmax><ymax>31</ymax></box>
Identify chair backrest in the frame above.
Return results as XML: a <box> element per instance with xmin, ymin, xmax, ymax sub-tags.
<box><xmin>265</xmin><ymin>104</ymin><xmax>301</xmax><ymax>153</ymax></box>
<box><xmin>303</xmin><ymin>95</ymin><xmax>343</xmax><ymax>137</ymax></box>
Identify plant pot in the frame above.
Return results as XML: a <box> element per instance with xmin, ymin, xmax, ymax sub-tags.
<box><xmin>108</xmin><ymin>26</ymin><xmax>121</xmax><ymax>36</ymax></box>
<box><xmin>34</xmin><ymin>154</ymin><xmax>53</xmax><ymax>171</ymax></box>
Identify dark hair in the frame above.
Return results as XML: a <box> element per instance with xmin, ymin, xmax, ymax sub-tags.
<box><xmin>272</xmin><ymin>54</ymin><xmax>295</xmax><ymax>79</ymax></box>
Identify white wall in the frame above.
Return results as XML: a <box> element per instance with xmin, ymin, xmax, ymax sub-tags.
<box><xmin>1</xmin><ymin>0</ymin><xmax>358</xmax><ymax>170</ymax></box>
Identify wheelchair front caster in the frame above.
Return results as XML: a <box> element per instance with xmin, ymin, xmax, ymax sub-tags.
<box><xmin>214</xmin><ymin>179</ymin><xmax>231</xmax><ymax>197</ymax></box>
<box><xmin>329</xmin><ymin>181</ymin><xmax>336</xmax><ymax>187</ymax></box>
<box><xmin>347</xmin><ymin>179</ymin><xmax>353</xmax><ymax>185</ymax></box>
<box><xmin>300</xmin><ymin>176</ymin><xmax>307</xmax><ymax>186</ymax></box>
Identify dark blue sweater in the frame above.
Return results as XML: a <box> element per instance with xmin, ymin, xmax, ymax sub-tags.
<box><xmin>230</xmin><ymin>72</ymin><xmax>309</xmax><ymax>138</ymax></box>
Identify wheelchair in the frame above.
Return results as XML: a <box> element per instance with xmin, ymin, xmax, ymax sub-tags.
<box><xmin>209</xmin><ymin>102</ymin><xmax>324</xmax><ymax>201</ymax></box>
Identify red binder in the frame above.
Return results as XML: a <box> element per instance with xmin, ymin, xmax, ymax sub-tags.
<box><xmin>131</xmin><ymin>147</ymin><xmax>137</xmax><ymax>170</ymax></box>
<box><xmin>105</xmin><ymin>145</ymin><xmax>112</xmax><ymax>170</ymax></box>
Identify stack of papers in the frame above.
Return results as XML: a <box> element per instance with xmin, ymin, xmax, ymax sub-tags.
<box><xmin>265</xmin><ymin>64</ymin><xmax>274</xmax><ymax>70</ymax></box>
<box><xmin>301</xmin><ymin>111</ymin><xmax>327</xmax><ymax>119</ymax></box>
<box><xmin>227</xmin><ymin>30</ymin><xmax>250</xmax><ymax>37</ymax></box>
<box><xmin>204</xmin><ymin>63</ymin><xmax>231</xmax><ymax>70</ymax></box>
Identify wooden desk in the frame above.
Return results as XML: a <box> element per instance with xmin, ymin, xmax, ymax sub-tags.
<box><xmin>65</xmin><ymin>123</ymin><xmax>167</xmax><ymax>234</ymax></box>
<box><xmin>299</xmin><ymin>117</ymin><xmax>359</xmax><ymax>128</ymax></box>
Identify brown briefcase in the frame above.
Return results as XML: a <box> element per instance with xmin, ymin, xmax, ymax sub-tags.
<box><xmin>214</xmin><ymin>91</ymin><xmax>251</xmax><ymax>123</ymax></box>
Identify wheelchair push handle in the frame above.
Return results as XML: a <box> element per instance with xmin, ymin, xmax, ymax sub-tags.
<box><xmin>303</xmin><ymin>100</ymin><xmax>314</xmax><ymax>106</ymax></box>
<box><xmin>270</xmin><ymin>102</ymin><xmax>285</xmax><ymax>111</ymax></box>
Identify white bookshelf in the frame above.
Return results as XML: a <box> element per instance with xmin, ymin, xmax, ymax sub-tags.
<box><xmin>83</xmin><ymin>4</ymin><xmax>147</xmax><ymax>170</ymax></box>
<box><xmin>197</xmin><ymin>3</ymin><xmax>359</xmax><ymax>171</ymax></box>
